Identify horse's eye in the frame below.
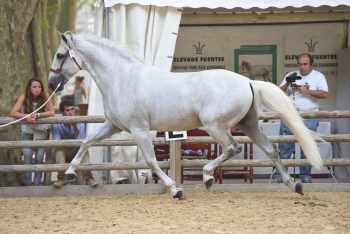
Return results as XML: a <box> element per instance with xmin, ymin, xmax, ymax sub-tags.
<box><xmin>57</xmin><ymin>53</ymin><xmax>64</xmax><ymax>59</ymax></box>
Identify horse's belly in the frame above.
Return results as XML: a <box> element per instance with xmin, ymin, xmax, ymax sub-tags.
<box><xmin>149</xmin><ymin>113</ymin><xmax>202</xmax><ymax>132</ymax></box>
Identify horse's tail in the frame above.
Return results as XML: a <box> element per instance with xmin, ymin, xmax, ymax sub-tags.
<box><xmin>250</xmin><ymin>80</ymin><xmax>323</xmax><ymax>169</ymax></box>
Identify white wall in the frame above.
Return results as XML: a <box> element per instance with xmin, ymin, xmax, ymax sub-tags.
<box><xmin>172</xmin><ymin>22</ymin><xmax>344</xmax><ymax>122</ymax></box>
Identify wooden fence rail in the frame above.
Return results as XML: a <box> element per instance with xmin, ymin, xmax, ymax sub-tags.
<box><xmin>0</xmin><ymin>110</ymin><xmax>349</xmax><ymax>188</ymax></box>
<box><xmin>0</xmin><ymin>134</ymin><xmax>349</xmax><ymax>149</ymax></box>
<box><xmin>0</xmin><ymin>159</ymin><xmax>350</xmax><ymax>173</ymax></box>
<box><xmin>0</xmin><ymin>110</ymin><xmax>350</xmax><ymax>125</ymax></box>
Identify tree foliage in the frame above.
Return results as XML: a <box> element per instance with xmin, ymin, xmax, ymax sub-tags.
<box><xmin>0</xmin><ymin>0</ymin><xmax>77</xmax><ymax>186</ymax></box>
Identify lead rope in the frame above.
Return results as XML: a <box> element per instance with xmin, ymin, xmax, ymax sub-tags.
<box><xmin>0</xmin><ymin>83</ymin><xmax>61</xmax><ymax>128</ymax></box>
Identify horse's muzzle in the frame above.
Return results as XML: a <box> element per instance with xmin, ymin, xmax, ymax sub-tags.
<box><xmin>48</xmin><ymin>82</ymin><xmax>64</xmax><ymax>92</ymax></box>
<box><xmin>48</xmin><ymin>75</ymin><xmax>67</xmax><ymax>92</ymax></box>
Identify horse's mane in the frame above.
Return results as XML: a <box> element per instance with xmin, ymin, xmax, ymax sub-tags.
<box><xmin>74</xmin><ymin>34</ymin><xmax>144</xmax><ymax>63</ymax></box>
<box><xmin>243</xmin><ymin>61</ymin><xmax>253</xmax><ymax>70</ymax></box>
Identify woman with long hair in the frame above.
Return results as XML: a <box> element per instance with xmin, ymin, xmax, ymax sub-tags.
<box><xmin>11</xmin><ymin>77</ymin><xmax>55</xmax><ymax>186</ymax></box>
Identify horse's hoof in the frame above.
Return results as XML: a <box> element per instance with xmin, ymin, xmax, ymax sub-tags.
<box><xmin>63</xmin><ymin>173</ymin><xmax>76</xmax><ymax>182</ymax></box>
<box><xmin>205</xmin><ymin>178</ymin><xmax>214</xmax><ymax>190</ymax></box>
<box><xmin>173</xmin><ymin>190</ymin><xmax>183</xmax><ymax>200</ymax></box>
<box><xmin>295</xmin><ymin>182</ymin><xmax>304</xmax><ymax>195</ymax></box>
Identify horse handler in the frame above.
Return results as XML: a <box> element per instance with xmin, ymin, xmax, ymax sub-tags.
<box><xmin>51</xmin><ymin>100</ymin><xmax>98</xmax><ymax>188</ymax></box>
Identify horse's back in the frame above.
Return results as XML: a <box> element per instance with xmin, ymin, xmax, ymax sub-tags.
<box><xmin>128</xmin><ymin>67</ymin><xmax>254</xmax><ymax>131</ymax></box>
<box><xmin>148</xmin><ymin>68</ymin><xmax>252</xmax><ymax>104</ymax></box>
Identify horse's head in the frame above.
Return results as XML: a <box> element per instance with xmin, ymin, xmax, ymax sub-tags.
<box><xmin>48</xmin><ymin>31</ymin><xmax>83</xmax><ymax>92</ymax></box>
<box><xmin>241</xmin><ymin>61</ymin><xmax>246</xmax><ymax>70</ymax></box>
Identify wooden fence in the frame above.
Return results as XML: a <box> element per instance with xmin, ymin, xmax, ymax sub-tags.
<box><xmin>0</xmin><ymin>110</ymin><xmax>349</xmax><ymax>186</ymax></box>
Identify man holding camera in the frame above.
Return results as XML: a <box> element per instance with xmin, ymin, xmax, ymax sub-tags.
<box><xmin>272</xmin><ymin>53</ymin><xmax>328</xmax><ymax>183</ymax></box>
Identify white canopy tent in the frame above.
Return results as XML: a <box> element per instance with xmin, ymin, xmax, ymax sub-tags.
<box><xmin>104</xmin><ymin>0</ymin><xmax>350</xmax><ymax>10</ymax></box>
<box><xmin>90</xmin><ymin>0</ymin><xmax>350</xmax><ymax>184</ymax></box>
<box><xmin>91</xmin><ymin>0</ymin><xmax>182</xmax><ymax>184</ymax></box>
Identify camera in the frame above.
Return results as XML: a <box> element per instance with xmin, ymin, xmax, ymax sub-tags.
<box><xmin>286</xmin><ymin>72</ymin><xmax>302</xmax><ymax>83</ymax></box>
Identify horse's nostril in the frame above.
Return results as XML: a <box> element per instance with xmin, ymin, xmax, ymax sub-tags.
<box><xmin>48</xmin><ymin>83</ymin><xmax>53</xmax><ymax>89</ymax></box>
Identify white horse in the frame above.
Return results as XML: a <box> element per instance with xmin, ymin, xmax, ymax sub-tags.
<box><xmin>48</xmin><ymin>32</ymin><xmax>323</xmax><ymax>199</ymax></box>
<box><xmin>241</xmin><ymin>61</ymin><xmax>271</xmax><ymax>82</ymax></box>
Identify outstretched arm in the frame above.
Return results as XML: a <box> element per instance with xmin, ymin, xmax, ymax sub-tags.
<box><xmin>81</xmin><ymin>86</ymin><xmax>87</xmax><ymax>99</ymax></box>
<box><xmin>298</xmin><ymin>87</ymin><xmax>328</xmax><ymax>99</ymax></box>
<box><xmin>10</xmin><ymin>93</ymin><xmax>35</xmax><ymax>122</ymax></box>
<box><xmin>10</xmin><ymin>93</ymin><xmax>25</xmax><ymax>119</ymax></box>
<box><xmin>279</xmin><ymin>72</ymin><xmax>295</xmax><ymax>93</ymax></box>
<box><xmin>280</xmin><ymin>82</ymin><xmax>291</xmax><ymax>92</ymax></box>
<box><xmin>36</xmin><ymin>92</ymin><xmax>55</xmax><ymax>118</ymax></box>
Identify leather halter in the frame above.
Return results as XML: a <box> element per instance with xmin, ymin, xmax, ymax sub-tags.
<box><xmin>50</xmin><ymin>46</ymin><xmax>82</xmax><ymax>74</ymax></box>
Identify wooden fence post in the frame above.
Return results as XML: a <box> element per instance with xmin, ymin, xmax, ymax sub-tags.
<box><xmin>169</xmin><ymin>140</ymin><xmax>181</xmax><ymax>186</ymax></box>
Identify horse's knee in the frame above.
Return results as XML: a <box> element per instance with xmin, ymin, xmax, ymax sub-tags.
<box><xmin>226</xmin><ymin>145</ymin><xmax>242</xmax><ymax>158</ymax></box>
<box><xmin>236</xmin><ymin>145</ymin><xmax>242</xmax><ymax>154</ymax></box>
<box><xmin>266</xmin><ymin>143</ymin><xmax>279</xmax><ymax>160</ymax></box>
<box><xmin>145</xmin><ymin>158</ymin><xmax>157</xmax><ymax>170</ymax></box>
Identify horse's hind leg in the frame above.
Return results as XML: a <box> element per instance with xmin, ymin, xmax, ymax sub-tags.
<box><xmin>131</xmin><ymin>129</ymin><xmax>183</xmax><ymax>199</ymax></box>
<box><xmin>202</xmin><ymin>129</ymin><xmax>242</xmax><ymax>190</ymax></box>
<box><xmin>63</xmin><ymin>120</ymin><xmax>121</xmax><ymax>182</ymax></box>
<box><xmin>235</xmin><ymin>106</ymin><xmax>304</xmax><ymax>195</ymax></box>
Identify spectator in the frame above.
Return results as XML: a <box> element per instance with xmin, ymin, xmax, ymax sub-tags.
<box><xmin>11</xmin><ymin>77</ymin><xmax>55</xmax><ymax>186</ymax></box>
<box><xmin>60</xmin><ymin>76</ymin><xmax>87</xmax><ymax>107</ymax></box>
<box><xmin>272</xmin><ymin>53</ymin><xmax>328</xmax><ymax>183</ymax></box>
<box><xmin>51</xmin><ymin>99</ymin><xmax>98</xmax><ymax>188</ymax></box>
<box><xmin>73</xmin><ymin>76</ymin><xmax>87</xmax><ymax>106</ymax></box>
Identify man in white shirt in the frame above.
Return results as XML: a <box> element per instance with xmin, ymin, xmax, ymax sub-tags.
<box><xmin>273</xmin><ymin>53</ymin><xmax>328</xmax><ymax>183</ymax></box>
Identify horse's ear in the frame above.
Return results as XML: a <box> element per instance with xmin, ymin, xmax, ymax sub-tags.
<box><xmin>61</xmin><ymin>34</ymin><xmax>68</xmax><ymax>44</ymax></box>
<box><xmin>61</xmin><ymin>31</ymin><xmax>74</xmax><ymax>48</ymax></box>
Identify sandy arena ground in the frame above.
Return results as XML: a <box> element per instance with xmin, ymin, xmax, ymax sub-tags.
<box><xmin>1</xmin><ymin>191</ymin><xmax>350</xmax><ymax>234</ymax></box>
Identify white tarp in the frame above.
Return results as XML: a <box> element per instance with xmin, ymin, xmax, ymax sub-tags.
<box><xmin>104</xmin><ymin>0</ymin><xmax>350</xmax><ymax>9</ymax></box>
<box><xmin>89</xmin><ymin>0</ymin><xmax>181</xmax><ymax>184</ymax></box>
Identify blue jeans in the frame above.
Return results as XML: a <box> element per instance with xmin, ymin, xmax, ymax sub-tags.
<box><xmin>273</xmin><ymin>119</ymin><xmax>319</xmax><ymax>181</ymax></box>
<box><xmin>22</xmin><ymin>130</ymin><xmax>49</xmax><ymax>185</ymax></box>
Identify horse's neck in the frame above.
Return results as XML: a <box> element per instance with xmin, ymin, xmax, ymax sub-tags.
<box><xmin>76</xmin><ymin>36</ymin><xmax>140</xmax><ymax>95</ymax></box>
<box><xmin>247</xmin><ymin>63</ymin><xmax>253</xmax><ymax>70</ymax></box>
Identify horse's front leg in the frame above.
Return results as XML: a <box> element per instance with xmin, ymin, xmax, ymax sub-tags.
<box><xmin>263</xmin><ymin>75</ymin><xmax>271</xmax><ymax>82</ymax></box>
<box><xmin>131</xmin><ymin>129</ymin><xmax>183</xmax><ymax>199</ymax></box>
<box><xmin>266</xmin><ymin>75</ymin><xmax>271</xmax><ymax>82</ymax></box>
<box><xmin>63</xmin><ymin>120</ymin><xmax>120</xmax><ymax>182</ymax></box>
